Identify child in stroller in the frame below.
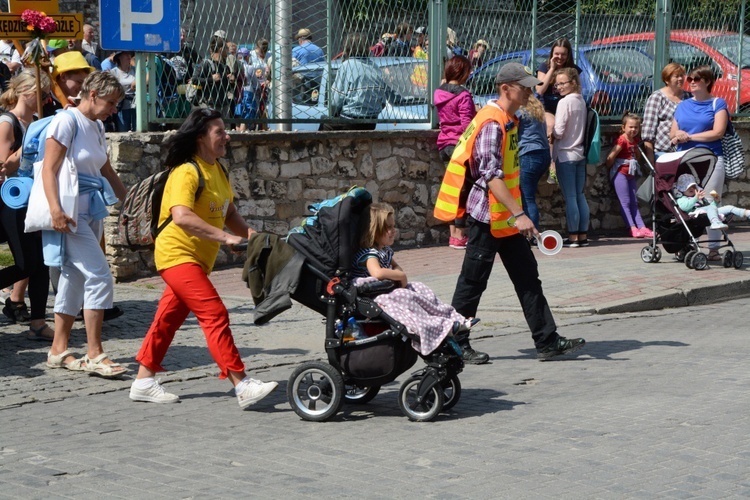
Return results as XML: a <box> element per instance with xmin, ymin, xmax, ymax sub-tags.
<box><xmin>674</xmin><ymin>173</ymin><xmax>750</xmax><ymax>230</ymax></box>
<box><xmin>281</xmin><ymin>187</ymin><xmax>466</xmax><ymax>422</ymax></box>
<box><xmin>637</xmin><ymin>147</ymin><xmax>743</xmax><ymax>270</ymax></box>
<box><xmin>351</xmin><ymin>202</ymin><xmax>476</xmax><ymax>356</ymax></box>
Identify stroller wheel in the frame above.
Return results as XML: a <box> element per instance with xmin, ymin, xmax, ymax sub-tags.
<box><xmin>343</xmin><ymin>385</ymin><xmax>380</xmax><ymax>404</ymax></box>
<box><xmin>733</xmin><ymin>251</ymin><xmax>744</xmax><ymax>269</ymax></box>
<box><xmin>441</xmin><ymin>375</ymin><xmax>462</xmax><ymax>411</ymax></box>
<box><xmin>398</xmin><ymin>375</ymin><xmax>444</xmax><ymax>422</ymax></box>
<box><xmin>287</xmin><ymin>362</ymin><xmax>345</xmax><ymax>422</ymax></box>
<box><xmin>640</xmin><ymin>246</ymin><xmax>657</xmax><ymax>263</ymax></box>
<box><xmin>685</xmin><ymin>251</ymin><xmax>697</xmax><ymax>269</ymax></box>
<box><xmin>653</xmin><ymin>247</ymin><xmax>662</xmax><ymax>263</ymax></box>
<box><xmin>691</xmin><ymin>252</ymin><xmax>708</xmax><ymax>271</ymax></box>
<box><xmin>676</xmin><ymin>248</ymin><xmax>687</xmax><ymax>263</ymax></box>
<box><xmin>723</xmin><ymin>250</ymin><xmax>734</xmax><ymax>268</ymax></box>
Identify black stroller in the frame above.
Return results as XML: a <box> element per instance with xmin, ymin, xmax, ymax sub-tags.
<box><xmin>638</xmin><ymin>146</ymin><xmax>743</xmax><ymax>270</ymax></box>
<box><xmin>277</xmin><ymin>187</ymin><xmax>464</xmax><ymax>422</ymax></box>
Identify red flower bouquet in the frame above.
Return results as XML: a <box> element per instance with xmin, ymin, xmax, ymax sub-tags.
<box><xmin>21</xmin><ymin>9</ymin><xmax>58</xmax><ymax>66</ymax></box>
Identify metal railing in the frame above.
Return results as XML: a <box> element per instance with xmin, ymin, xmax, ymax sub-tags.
<box><xmin>136</xmin><ymin>0</ymin><xmax>750</xmax><ymax>129</ymax></box>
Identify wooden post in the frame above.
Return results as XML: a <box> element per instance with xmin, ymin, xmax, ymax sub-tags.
<box><xmin>35</xmin><ymin>63</ymin><xmax>44</xmax><ymax>118</ymax></box>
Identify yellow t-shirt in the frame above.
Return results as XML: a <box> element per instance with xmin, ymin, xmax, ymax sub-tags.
<box><xmin>154</xmin><ymin>157</ymin><xmax>233</xmax><ymax>274</ymax></box>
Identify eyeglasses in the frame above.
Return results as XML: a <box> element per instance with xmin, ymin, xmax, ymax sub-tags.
<box><xmin>686</xmin><ymin>76</ymin><xmax>703</xmax><ymax>83</ymax></box>
<box><xmin>554</xmin><ymin>81</ymin><xmax>572</xmax><ymax>88</ymax></box>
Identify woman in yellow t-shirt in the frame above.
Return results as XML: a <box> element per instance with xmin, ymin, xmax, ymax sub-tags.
<box><xmin>130</xmin><ymin>108</ymin><xmax>278</xmax><ymax>409</ymax></box>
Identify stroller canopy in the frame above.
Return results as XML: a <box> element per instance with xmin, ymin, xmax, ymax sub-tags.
<box><xmin>287</xmin><ymin>187</ymin><xmax>373</xmax><ymax>277</ymax></box>
<box><xmin>655</xmin><ymin>147</ymin><xmax>717</xmax><ymax>195</ymax></box>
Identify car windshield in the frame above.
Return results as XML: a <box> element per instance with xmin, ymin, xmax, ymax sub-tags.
<box><xmin>703</xmin><ymin>34</ymin><xmax>750</xmax><ymax>69</ymax></box>
<box><xmin>586</xmin><ymin>47</ymin><xmax>653</xmax><ymax>84</ymax></box>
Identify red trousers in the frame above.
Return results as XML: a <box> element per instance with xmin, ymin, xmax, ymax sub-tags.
<box><xmin>136</xmin><ymin>262</ymin><xmax>245</xmax><ymax>379</ymax></box>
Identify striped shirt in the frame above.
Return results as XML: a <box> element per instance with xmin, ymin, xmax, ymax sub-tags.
<box><xmin>351</xmin><ymin>246</ymin><xmax>394</xmax><ymax>279</ymax></box>
<box><xmin>466</xmin><ymin>101</ymin><xmax>510</xmax><ymax>224</ymax></box>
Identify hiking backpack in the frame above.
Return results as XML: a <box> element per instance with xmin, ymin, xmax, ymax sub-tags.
<box><xmin>117</xmin><ymin>161</ymin><xmax>205</xmax><ymax>250</ymax></box>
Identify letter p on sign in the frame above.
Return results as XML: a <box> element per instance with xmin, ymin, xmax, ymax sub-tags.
<box><xmin>120</xmin><ymin>0</ymin><xmax>163</xmax><ymax>41</ymax></box>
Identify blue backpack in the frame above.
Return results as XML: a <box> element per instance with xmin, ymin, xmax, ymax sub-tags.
<box><xmin>19</xmin><ymin>109</ymin><xmax>77</xmax><ymax>176</ymax></box>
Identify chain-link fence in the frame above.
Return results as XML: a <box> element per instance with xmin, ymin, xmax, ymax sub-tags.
<box><xmin>144</xmin><ymin>0</ymin><xmax>750</xmax><ymax>129</ymax></box>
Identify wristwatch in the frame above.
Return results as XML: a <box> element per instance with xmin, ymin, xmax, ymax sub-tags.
<box><xmin>507</xmin><ymin>211</ymin><xmax>526</xmax><ymax>227</ymax></box>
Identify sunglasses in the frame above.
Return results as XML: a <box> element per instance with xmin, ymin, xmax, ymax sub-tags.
<box><xmin>686</xmin><ymin>76</ymin><xmax>703</xmax><ymax>83</ymax></box>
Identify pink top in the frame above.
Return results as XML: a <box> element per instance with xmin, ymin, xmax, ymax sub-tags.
<box><xmin>552</xmin><ymin>93</ymin><xmax>586</xmax><ymax>163</ymax></box>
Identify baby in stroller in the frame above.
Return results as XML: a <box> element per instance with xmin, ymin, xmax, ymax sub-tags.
<box><xmin>675</xmin><ymin>173</ymin><xmax>750</xmax><ymax>230</ymax></box>
<box><xmin>351</xmin><ymin>202</ymin><xmax>475</xmax><ymax>356</ymax></box>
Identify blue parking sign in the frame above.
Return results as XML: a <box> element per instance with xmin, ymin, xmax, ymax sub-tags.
<box><xmin>100</xmin><ymin>0</ymin><xmax>180</xmax><ymax>53</ymax></box>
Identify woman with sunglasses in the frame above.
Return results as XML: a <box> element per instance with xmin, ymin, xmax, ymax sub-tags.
<box><xmin>0</xmin><ymin>70</ymin><xmax>55</xmax><ymax>339</ymax></box>
<box><xmin>552</xmin><ymin>67</ymin><xmax>589</xmax><ymax>248</ymax></box>
<box><xmin>130</xmin><ymin>108</ymin><xmax>278</xmax><ymax>408</ymax></box>
<box><xmin>670</xmin><ymin>66</ymin><xmax>729</xmax><ymax>261</ymax></box>
<box><xmin>641</xmin><ymin>63</ymin><xmax>688</xmax><ymax>167</ymax></box>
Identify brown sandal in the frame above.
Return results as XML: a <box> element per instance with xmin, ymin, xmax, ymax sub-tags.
<box><xmin>707</xmin><ymin>250</ymin><xmax>722</xmax><ymax>262</ymax></box>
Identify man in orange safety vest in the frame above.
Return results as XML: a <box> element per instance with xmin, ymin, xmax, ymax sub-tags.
<box><xmin>446</xmin><ymin>63</ymin><xmax>586</xmax><ymax>362</ymax></box>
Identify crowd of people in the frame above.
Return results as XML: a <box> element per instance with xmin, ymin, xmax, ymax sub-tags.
<box><xmin>0</xmin><ymin>23</ymin><xmax>742</xmax><ymax>407</ymax></box>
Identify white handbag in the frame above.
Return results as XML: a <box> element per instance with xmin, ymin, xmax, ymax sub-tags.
<box><xmin>24</xmin><ymin>156</ymin><xmax>78</xmax><ymax>233</ymax></box>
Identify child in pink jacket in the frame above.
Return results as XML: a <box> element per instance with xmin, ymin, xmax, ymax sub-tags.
<box><xmin>434</xmin><ymin>55</ymin><xmax>476</xmax><ymax>249</ymax></box>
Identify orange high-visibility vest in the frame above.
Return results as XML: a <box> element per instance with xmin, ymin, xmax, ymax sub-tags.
<box><xmin>433</xmin><ymin>103</ymin><xmax>521</xmax><ymax>238</ymax></box>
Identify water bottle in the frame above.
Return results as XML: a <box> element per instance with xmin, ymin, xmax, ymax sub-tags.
<box><xmin>18</xmin><ymin>138</ymin><xmax>38</xmax><ymax>177</ymax></box>
<box><xmin>334</xmin><ymin>319</ymin><xmax>344</xmax><ymax>339</ymax></box>
<box><xmin>347</xmin><ymin>317</ymin><xmax>366</xmax><ymax>340</ymax></box>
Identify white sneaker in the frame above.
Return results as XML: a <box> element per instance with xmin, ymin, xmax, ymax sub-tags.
<box><xmin>710</xmin><ymin>221</ymin><xmax>728</xmax><ymax>230</ymax></box>
<box><xmin>237</xmin><ymin>378</ymin><xmax>278</xmax><ymax>409</ymax></box>
<box><xmin>129</xmin><ymin>379</ymin><xmax>179</xmax><ymax>403</ymax></box>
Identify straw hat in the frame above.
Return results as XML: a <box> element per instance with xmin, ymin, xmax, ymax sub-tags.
<box><xmin>51</xmin><ymin>51</ymin><xmax>93</xmax><ymax>79</ymax></box>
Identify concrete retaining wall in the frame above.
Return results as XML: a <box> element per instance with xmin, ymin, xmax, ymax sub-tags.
<box><xmin>106</xmin><ymin>124</ymin><xmax>750</xmax><ymax>280</ymax></box>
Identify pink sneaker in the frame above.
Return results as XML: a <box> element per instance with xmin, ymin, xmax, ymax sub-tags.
<box><xmin>631</xmin><ymin>227</ymin><xmax>642</xmax><ymax>238</ymax></box>
<box><xmin>449</xmin><ymin>236</ymin><xmax>468</xmax><ymax>249</ymax></box>
<box><xmin>638</xmin><ymin>227</ymin><xmax>654</xmax><ymax>238</ymax></box>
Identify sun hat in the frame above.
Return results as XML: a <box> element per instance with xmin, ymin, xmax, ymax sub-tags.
<box><xmin>296</xmin><ymin>28</ymin><xmax>312</xmax><ymax>40</ymax></box>
<box><xmin>676</xmin><ymin>173</ymin><xmax>698</xmax><ymax>193</ymax></box>
<box><xmin>47</xmin><ymin>39</ymin><xmax>68</xmax><ymax>53</ymax></box>
<box><xmin>51</xmin><ymin>51</ymin><xmax>94</xmax><ymax>79</ymax></box>
<box><xmin>494</xmin><ymin>62</ymin><xmax>542</xmax><ymax>87</ymax></box>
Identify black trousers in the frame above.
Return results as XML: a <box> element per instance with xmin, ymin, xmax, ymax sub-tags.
<box><xmin>450</xmin><ymin>218</ymin><xmax>558</xmax><ymax>350</ymax></box>
<box><xmin>0</xmin><ymin>201</ymin><xmax>49</xmax><ymax>320</ymax></box>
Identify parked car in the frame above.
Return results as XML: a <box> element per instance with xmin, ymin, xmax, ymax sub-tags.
<box><xmin>595</xmin><ymin>30</ymin><xmax>750</xmax><ymax>113</ymax></box>
<box><xmin>269</xmin><ymin>57</ymin><xmax>431</xmax><ymax>131</ymax></box>
<box><xmin>468</xmin><ymin>44</ymin><xmax>655</xmax><ymax>117</ymax></box>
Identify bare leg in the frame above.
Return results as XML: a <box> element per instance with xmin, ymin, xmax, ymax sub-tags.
<box><xmin>10</xmin><ymin>279</ymin><xmax>28</xmax><ymax>303</ymax></box>
<box><xmin>49</xmin><ymin>312</ymin><xmax>77</xmax><ymax>364</ymax></box>
<box><xmin>83</xmin><ymin>309</ymin><xmax>107</xmax><ymax>360</ymax></box>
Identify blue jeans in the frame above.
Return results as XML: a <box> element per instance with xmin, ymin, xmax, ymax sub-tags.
<box><xmin>556</xmin><ymin>159</ymin><xmax>589</xmax><ymax>235</ymax></box>
<box><xmin>520</xmin><ymin>149</ymin><xmax>551</xmax><ymax>229</ymax></box>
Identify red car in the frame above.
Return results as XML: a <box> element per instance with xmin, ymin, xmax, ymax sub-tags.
<box><xmin>596</xmin><ymin>30</ymin><xmax>750</xmax><ymax>113</ymax></box>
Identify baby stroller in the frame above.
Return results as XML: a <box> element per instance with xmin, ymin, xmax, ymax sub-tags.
<box><xmin>638</xmin><ymin>146</ymin><xmax>743</xmax><ymax>270</ymax></box>
<box><xmin>280</xmin><ymin>187</ymin><xmax>464</xmax><ymax>422</ymax></box>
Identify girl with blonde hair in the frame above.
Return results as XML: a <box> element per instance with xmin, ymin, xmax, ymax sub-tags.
<box><xmin>0</xmin><ymin>70</ymin><xmax>54</xmax><ymax>339</ymax></box>
<box><xmin>517</xmin><ymin>94</ymin><xmax>551</xmax><ymax>230</ymax></box>
<box><xmin>352</xmin><ymin>202</ymin><xmax>477</xmax><ymax>356</ymax></box>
